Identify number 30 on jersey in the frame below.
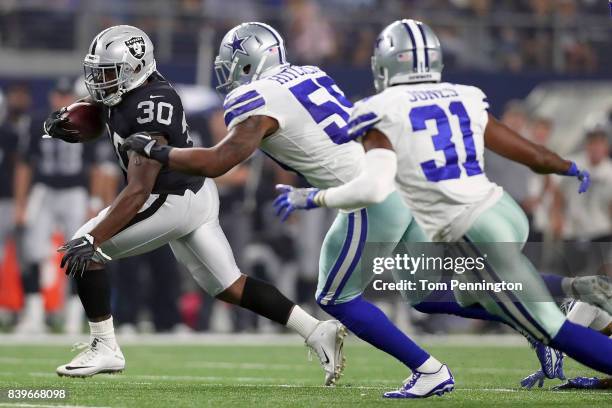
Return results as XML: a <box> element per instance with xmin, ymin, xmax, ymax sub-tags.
<box><xmin>137</xmin><ymin>100</ymin><xmax>173</xmax><ymax>125</ymax></box>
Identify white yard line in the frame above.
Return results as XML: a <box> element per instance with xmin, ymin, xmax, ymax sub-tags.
<box><xmin>0</xmin><ymin>403</ymin><xmax>111</xmax><ymax>408</ymax></box>
<box><xmin>1</xmin><ymin>371</ymin><xmax>608</xmax><ymax>397</ymax></box>
<box><xmin>0</xmin><ymin>357</ymin><xmax>61</xmax><ymax>365</ymax></box>
<box><xmin>0</xmin><ymin>333</ymin><xmax>527</xmax><ymax>347</ymax></box>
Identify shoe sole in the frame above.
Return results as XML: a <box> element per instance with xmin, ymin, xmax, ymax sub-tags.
<box><xmin>433</xmin><ymin>384</ymin><xmax>455</xmax><ymax>397</ymax></box>
<box><xmin>57</xmin><ymin>368</ymin><xmax>124</xmax><ymax>378</ymax></box>
<box><xmin>326</xmin><ymin>324</ymin><xmax>348</xmax><ymax>387</ymax></box>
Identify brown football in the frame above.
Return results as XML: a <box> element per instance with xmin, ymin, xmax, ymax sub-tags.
<box><xmin>61</xmin><ymin>101</ymin><xmax>105</xmax><ymax>141</ymax></box>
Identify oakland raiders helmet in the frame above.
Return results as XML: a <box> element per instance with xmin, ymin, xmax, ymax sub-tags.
<box><xmin>214</xmin><ymin>22</ymin><xmax>288</xmax><ymax>94</ymax></box>
<box><xmin>371</xmin><ymin>19</ymin><xmax>443</xmax><ymax>92</ymax></box>
<box><xmin>83</xmin><ymin>25</ymin><xmax>156</xmax><ymax>106</ymax></box>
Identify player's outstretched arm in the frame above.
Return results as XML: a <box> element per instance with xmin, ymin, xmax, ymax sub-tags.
<box><xmin>484</xmin><ymin>113</ymin><xmax>590</xmax><ymax>193</ymax></box>
<box><xmin>274</xmin><ymin>129</ymin><xmax>397</xmax><ymax>220</ymax></box>
<box><xmin>121</xmin><ymin>115</ymin><xmax>277</xmax><ymax>178</ymax></box>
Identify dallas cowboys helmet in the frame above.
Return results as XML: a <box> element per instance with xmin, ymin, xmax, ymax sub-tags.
<box><xmin>371</xmin><ymin>19</ymin><xmax>443</xmax><ymax>92</ymax></box>
<box><xmin>214</xmin><ymin>22</ymin><xmax>287</xmax><ymax>94</ymax></box>
<box><xmin>83</xmin><ymin>25</ymin><xmax>156</xmax><ymax>106</ymax></box>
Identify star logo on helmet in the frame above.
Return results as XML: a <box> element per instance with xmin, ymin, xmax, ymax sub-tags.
<box><xmin>225</xmin><ymin>32</ymin><xmax>250</xmax><ymax>59</ymax></box>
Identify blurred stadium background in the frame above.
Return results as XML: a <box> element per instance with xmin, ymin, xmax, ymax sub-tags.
<box><xmin>0</xmin><ymin>0</ymin><xmax>611</xmax><ymax>338</ymax></box>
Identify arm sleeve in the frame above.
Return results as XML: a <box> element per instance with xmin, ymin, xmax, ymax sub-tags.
<box><xmin>317</xmin><ymin>148</ymin><xmax>397</xmax><ymax>210</ymax></box>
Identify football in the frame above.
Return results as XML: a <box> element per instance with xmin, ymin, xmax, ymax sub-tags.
<box><xmin>61</xmin><ymin>101</ymin><xmax>105</xmax><ymax>141</ymax></box>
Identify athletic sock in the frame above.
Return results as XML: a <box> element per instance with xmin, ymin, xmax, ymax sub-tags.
<box><xmin>320</xmin><ymin>296</ymin><xmax>430</xmax><ymax>371</ymax></box>
<box><xmin>286</xmin><ymin>305</ymin><xmax>319</xmax><ymax>339</ymax></box>
<box><xmin>540</xmin><ymin>274</ymin><xmax>565</xmax><ymax>298</ymax></box>
<box><xmin>549</xmin><ymin>320</ymin><xmax>612</xmax><ymax>375</ymax></box>
<box><xmin>416</xmin><ymin>356</ymin><xmax>443</xmax><ymax>374</ymax></box>
<box><xmin>89</xmin><ymin>316</ymin><xmax>117</xmax><ymax>349</ymax></box>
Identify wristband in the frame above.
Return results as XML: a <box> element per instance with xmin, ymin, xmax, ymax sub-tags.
<box><xmin>149</xmin><ymin>145</ymin><xmax>173</xmax><ymax>165</ymax></box>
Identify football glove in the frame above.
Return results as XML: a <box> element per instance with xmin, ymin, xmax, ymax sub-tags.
<box><xmin>43</xmin><ymin>107</ymin><xmax>81</xmax><ymax>143</ymax></box>
<box><xmin>520</xmin><ymin>370</ymin><xmax>546</xmax><ymax>389</ymax></box>
<box><xmin>553</xmin><ymin>376</ymin><xmax>602</xmax><ymax>390</ymax></box>
<box><xmin>273</xmin><ymin>184</ymin><xmax>320</xmax><ymax>222</ymax></box>
<box><xmin>58</xmin><ymin>234</ymin><xmax>111</xmax><ymax>277</ymax></box>
<box><xmin>527</xmin><ymin>338</ymin><xmax>565</xmax><ymax>380</ymax></box>
<box><xmin>562</xmin><ymin>162</ymin><xmax>590</xmax><ymax>194</ymax></box>
<box><xmin>120</xmin><ymin>133</ymin><xmax>172</xmax><ymax>165</ymax></box>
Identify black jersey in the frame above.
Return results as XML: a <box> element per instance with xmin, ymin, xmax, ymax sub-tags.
<box><xmin>0</xmin><ymin>124</ymin><xmax>19</xmax><ymax>198</ymax></box>
<box><xmin>25</xmin><ymin>112</ymin><xmax>95</xmax><ymax>189</ymax></box>
<box><xmin>104</xmin><ymin>72</ymin><xmax>203</xmax><ymax>195</ymax></box>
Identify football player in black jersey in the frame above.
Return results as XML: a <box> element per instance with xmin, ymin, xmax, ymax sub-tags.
<box><xmin>43</xmin><ymin>25</ymin><xmax>345</xmax><ymax>385</ymax></box>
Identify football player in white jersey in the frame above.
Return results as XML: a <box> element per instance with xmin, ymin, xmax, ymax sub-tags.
<box><xmin>272</xmin><ymin>19</ymin><xmax>612</xmax><ymax>387</ymax></box>
<box><xmin>122</xmin><ymin>22</ymin><xmax>455</xmax><ymax>397</ymax></box>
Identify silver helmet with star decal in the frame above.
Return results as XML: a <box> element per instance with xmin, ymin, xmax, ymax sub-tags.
<box><xmin>214</xmin><ymin>22</ymin><xmax>288</xmax><ymax>94</ymax></box>
<box><xmin>83</xmin><ymin>25</ymin><xmax>156</xmax><ymax>106</ymax></box>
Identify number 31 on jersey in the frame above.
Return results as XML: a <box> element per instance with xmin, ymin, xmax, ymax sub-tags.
<box><xmin>410</xmin><ymin>101</ymin><xmax>483</xmax><ymax>182</ymax></box>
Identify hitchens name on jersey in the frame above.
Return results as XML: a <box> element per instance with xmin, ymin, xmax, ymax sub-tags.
<box><xmin>372</xmin><ymin>279</ymin><xmax>523</xmax><ymax>293</ymax></box>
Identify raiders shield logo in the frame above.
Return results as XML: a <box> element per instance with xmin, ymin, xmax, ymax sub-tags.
<box><xmin>125</xmin><ymin>36</ymin><xmax>145</xmax><ymax>59</ymax></box>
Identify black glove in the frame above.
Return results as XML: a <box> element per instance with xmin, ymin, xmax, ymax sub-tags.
<box><xmin>58</xmin><ymin>234</ymin><xmax>111</xmax><ymax>277</ymax></box>
<box><xmin>120</xmin><ymin>133</ymin><xmax>173</xmax><ymax>165</ymax></box>
<box><xmin>43</xmin><ymin>108</ymin><xmax>81</xmax><ymax>143</ymax></box>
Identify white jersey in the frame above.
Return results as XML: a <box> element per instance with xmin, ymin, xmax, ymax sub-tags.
<box><xmin>223</xmin><ymin>65</ymin><xmax>364</xmax><ymax>189</ymax></box>
<box><xmin>348</xmin><ymin>82</ymin><xmax>502</xmax><ymax>241</ymax></box>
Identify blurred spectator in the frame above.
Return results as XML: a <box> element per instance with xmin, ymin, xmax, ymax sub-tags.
<box><xmin>4</xmin><ymin>83</ymin><xmax>32</xmax><ymax>147</ymax></box>
<box><xmin>287</xmin><ymin>0</ymin><xmax>337</xmax><ymax>65</ymax></box>
<box><xmin>0</xmin><ymin>94</ymin><xmax>19</xmax><ymax>268</ymax></box>
<box><xmin>484</xmin><ymin>100</ymin><xmax>532</xmax><ymax>205</ymax></box>
<box><xmin>555</xmin><ymin>129</ymin><xmax>612</xmax><ymax>242</ymax></box>
<box><xmin>12</xmin><ymin>78</ymin><xmax>105</xmax><ymax>334</ymax></box>
<box><xmin>523</xmin><ymin>117</ymin><xmax>560</xmax><ymax>242</ymax></box>
<box><xmin>113</xmin><ymin>245</ymin><xmax>185</xmax><ymax>333</ymax></box>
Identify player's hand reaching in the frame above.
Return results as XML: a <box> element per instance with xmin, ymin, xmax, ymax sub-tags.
<box><xmin>43</xmin><ymin>107</ymin><xmax>81</xmax><ymax>143</ymax></box>
<box><xmin>274</xmin><ymin>184</ymin><xmax>320</xmax><ymax>222</ymax></box>
<box><xmin>562</xmin><ymin>162</ymin><xmax>590</xmax><ymax>194</ymax></box>
<box><xmin>58</xmin><ymin>234</ymin><xmax>111</xmax><ymax>277</ymax></box>
<box><xmin>121</xmin><ymin>133</ymin><xmax>172</xmax><ymax>165</ymax></box>
<box><xmin>520</xmin><ymin>370</ymin><xmax>546</xmax><ymax>389</ymax></box>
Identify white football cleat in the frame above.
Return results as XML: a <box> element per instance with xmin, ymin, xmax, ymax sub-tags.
<box><xmin>305</xmin><ymin>320</ymin><xmax>347</xmax><ymax>386</ymax></box>
<box><xmin>384</xmin><ymin>365</ymin><xmax>455</xmax><ymax>399</ymax></box>
<box><xmin>56</xmin><ymin>338</ymin><xmax>125</xmax><ymax>377</ymax></box>
<box><xmin>571</xmin><ymin>276</ymin><xmax>612</xmax><ymax>316</ymax></box>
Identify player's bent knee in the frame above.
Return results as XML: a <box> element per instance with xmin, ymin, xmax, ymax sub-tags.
<box><xmin>215</xmin><ymin>274</ymin><xmax>246</xmax><ymax>305</ymax></box>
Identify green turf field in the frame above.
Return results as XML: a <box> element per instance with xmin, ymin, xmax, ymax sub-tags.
<box><xmin>0</xmin><ymin>340</ymin><xmax>609</xmax><ymax>407</ymax></box>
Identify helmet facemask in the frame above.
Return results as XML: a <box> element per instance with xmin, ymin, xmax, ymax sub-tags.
<box><xmin>84</xmin><ymin>59</ymin><xmax>133</xmax><ymax>106</ymax></box>
<box><xmin>214</xmin><ymin>47</ymin><xmax>278</xmax><ymax>96</ymax></box>
<box><xmin>371</xmin><ymin>55</ymin><xmax>389</xmax><ymax>93</ymax></box>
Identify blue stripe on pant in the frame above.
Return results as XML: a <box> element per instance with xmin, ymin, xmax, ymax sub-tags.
<box><xmin>460</xmin><ymin>237</ymin><xmax>551</xmax><ymax>342</ymax></box>
<box><xmin>317</xmin><ymin>209</ymin><xmax>367</xmax><ymax>306</ymax></box>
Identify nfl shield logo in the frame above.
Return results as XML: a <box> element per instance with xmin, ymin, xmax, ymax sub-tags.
<box><xmin>125</xmin><ymin>36</ymin><xmax>145</xmax><ymax>59</ymax></box>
